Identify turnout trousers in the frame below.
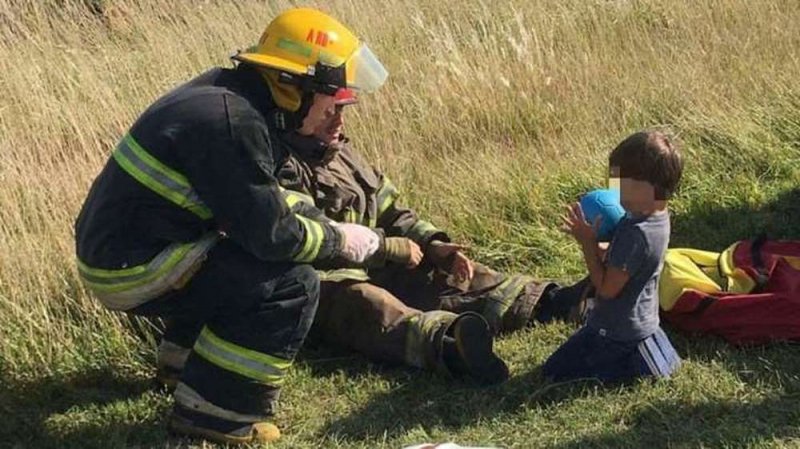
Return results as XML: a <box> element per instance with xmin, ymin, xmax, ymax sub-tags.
<box><xmin>136</xmin><ymin>240</ymin><xmax>318</xmax><ymax>418</ymax></box>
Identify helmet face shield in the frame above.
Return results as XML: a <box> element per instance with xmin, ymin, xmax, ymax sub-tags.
<box><xmin>232</xmin><ymin>9</ymin><xmax>389</xmax><ymax>95</ymax></box>
<box><xmin>346</xmin><ymin>44</ymin><xmax>388</xmax><ymax>93</ymax></box>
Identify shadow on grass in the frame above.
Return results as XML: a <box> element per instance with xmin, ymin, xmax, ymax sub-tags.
<box><xmin>551</xmin><ymin>394</ymin><xmax>800</xmax><ymax>449</ymax></box>
<box><xmin>313</xmin><ymin>328</ymin><xmax>800</xmax><ymax>446</ymax></box>
<box><xmin>668</xmin><ymin>328</ymin><xmax>800</xmax><ymax>388</ymax></box>
<box><xmin>0</xmin><ymin>365</ymin><xmax>168</xmax><ymax>449</ymax></box>
<box><xmin>671</xmin><ymin>187</ymin><xmax>800</xmax><ymax>250</ymax></box>
<box><xmin>315</xmin><ymin>354</ymin><xmax>597</xmax><ymax>442</ymax></box>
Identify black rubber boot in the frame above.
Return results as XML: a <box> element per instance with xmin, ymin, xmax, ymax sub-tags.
<box><xmin>533</xmin><ymin>277</ymin><xmax>592</xmax><ymax>325</ymax></box>
<box><xmin>441</xmin><ymin>312</ymin><xmax>509</xmax><ymax>385</ymax></box>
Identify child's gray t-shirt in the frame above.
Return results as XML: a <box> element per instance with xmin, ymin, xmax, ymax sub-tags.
<box><xmin>585</xmin><ymin>210</ymin><xmax>670</xmax><ymax>341</ymax></box>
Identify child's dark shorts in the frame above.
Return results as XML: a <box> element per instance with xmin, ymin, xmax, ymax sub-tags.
<box><xmin>542</xmin><ymin>325</ymin><xmax>681</xmax><ymax>383</ymax></box>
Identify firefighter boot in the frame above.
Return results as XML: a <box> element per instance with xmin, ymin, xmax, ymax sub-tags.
<box><xmin>168</xmin><ymin>384</ymin><xmax>280</xmax><ymax>445</ymax></box>
<box><xmin>532</xmin><ymin>277</ymin><xmax>592</xmax><ymax>326</ymax></box>
<box><xmin>437</xmin><ymin>312</ymin><xmax>510</xmax><ymax>385</ymax></box>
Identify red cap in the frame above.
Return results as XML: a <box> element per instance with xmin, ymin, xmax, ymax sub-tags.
<box><xmin>334</xmin><ymin>88</ymin><xmax>358</xmax><ymax>106</ymax></box>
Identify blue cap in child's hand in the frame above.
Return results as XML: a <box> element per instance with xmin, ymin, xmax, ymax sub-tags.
<box><xmin>579</xmin><ymin>188</ymin><xmax>625</xmax><ymax>242</ymax></box>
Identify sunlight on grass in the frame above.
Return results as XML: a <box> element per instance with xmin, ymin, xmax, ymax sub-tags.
<box><xmin>1</xmin><ymin>0</ymin><xmax>800</xmax><ymax>447</ymax></box>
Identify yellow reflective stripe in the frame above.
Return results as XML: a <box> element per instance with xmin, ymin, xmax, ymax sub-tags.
<box><xmin>278</xmin><ymin>186</ymin><xmax>297</xmax><ymax>208</ymax></box>
<box><xmin>317</xmin><ymin>268</ymin><xmax>370</xmax><ymax>282</ymax></box>
<box><xmin>376</xmin><ymin>178</ymin><xmax>400</xmax><ymax>217</ymax></box>
<box><xmin>77</xmin><ymin>233</ymin><xmax>220</xmax><ymax>311</ymax></box>
<box><xmin>124</xmin><ymin>134</ymin><xmax>190</xmax><ymax>188</ymax></box>
<box><xmin>293</xmin><ymin>215</ymin><xmax>323</xmax><ymax>263</ymax></box>
<box><xmin>281</xmin><ymin>187</ymin><xmax>315</xmax><ymax>209</ymax></box>
<box><xmin>481</xmin><ymin>277</ymin><xmax>515</xmax><ymax>327</ymax></box>
<box><xmin>405</xmin><ymin>311</ymin><xmax>456</xmax><ymax>369</ymax></box>
<box><xmin>344</xmin><ymin>208</ymin><xmax>360</xmax><ymax>224</ymax></box>
<box><xmin>78</xmin><ymin>243</ymin><xmax>195</xmax><ymax>293</ymax></box>
<box><xmin>194</xmin><ymin>327</ymin><xmax>290</xmax><ymax>385</ymax></box>
<box><xmin>285</xmin><ymin>194</ymin><xmax>300</xmax><ymax>208</ymax></box>
<box><xmin>77</xmin><ymin>259</ymin><xmax>148</xmax><ymax>278</ymax></box>
<box><xmin>112</xmin><ymin>134</ymin><xmax>212</xmax><ymax>220</ymax></box>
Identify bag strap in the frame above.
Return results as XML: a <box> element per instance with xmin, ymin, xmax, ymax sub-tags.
<box><xmin>750</xmin><ymin>234</ymin><xmax>770</xmax><ymax>293</ymax></box>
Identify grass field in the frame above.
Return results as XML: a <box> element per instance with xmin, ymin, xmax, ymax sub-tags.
<box><xmin>1</xmin><ymin>0</ymin><xmax>800</xmax><ymax>447</ymax></box>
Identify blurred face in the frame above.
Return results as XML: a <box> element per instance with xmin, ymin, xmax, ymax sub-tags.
<box><xmin>610</xmin><ymin>166</ymin><xmax>657</xmax><ymax>213</ymax></box>
<box><xmin>297</xmin><ymin>93</ymin><xmax>337</xmax><ymax>136</ymax></box>
<box><xmin>312</xmin><ymin>104</ymin><xmax>346</xmax><ymax>145</ymax></box>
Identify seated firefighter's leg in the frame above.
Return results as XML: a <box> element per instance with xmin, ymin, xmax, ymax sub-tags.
<box><xmin>313</xmin><ymin>281</ymin><xmax>508</xmax><ymax>384</ymax></box>
<box><xmin>313</xmin><ymin>281</ymin><xmax>419</xmax><ymax>364</ymax></box>
<box><xmin>533</xmin><ymin>276</ymin><xmax>593</xmax><ymax>326</ymax></box>
<box><xmin>409</xmin><ymin>310</ymin><xmax>510</xmax><ymax>385</ymax></box>
<box><xmin>433</xmin><ymin>263</ymin><xmax>563</xmax><ymax>335</ymax></box>
<box><xmin>135</xmin><ymin>241</ymin><xmax>319</xmax><ymax>445</ymax></box>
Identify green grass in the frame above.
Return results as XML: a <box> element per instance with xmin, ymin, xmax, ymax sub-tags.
<box><xmin>3</xmin><ymin>0</ymin><xmax>800</xmax><ymax>447</ymax></box>
<box><xmin>3</xmin><ymin>325</ymin><xmax>800</xmax><ymax>448</ymax></box>
<box><xmin>4</xmin><ymin>141</ymin><xmax>800</xmax><ymax>449</ymax></box>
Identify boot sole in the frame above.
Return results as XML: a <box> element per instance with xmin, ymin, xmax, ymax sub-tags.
<box><xmin>454</xmin><ymin>315</ymin><xmax>510</xmax><ymax>385</ymax></box>
<box><xmin>168</xmin><ymin>416</ymin><xmax>251</xmax><ymax>445</ymax></box>
<box><xmin>168</xmin><ymin>414</ymin><xmax>280</xmax><ymax>445</ymax></box>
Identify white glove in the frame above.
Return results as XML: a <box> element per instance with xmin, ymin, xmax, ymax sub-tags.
<box><xmin>335</xmin><ymin>223</ymin><xmax>380</xmax><ymax>263</ymax></box>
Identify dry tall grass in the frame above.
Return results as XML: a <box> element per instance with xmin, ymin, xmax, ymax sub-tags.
<box><xmin>1</xmin><ymin>0</ymin><xmax>799</xmax><ymax>378</ymax></box>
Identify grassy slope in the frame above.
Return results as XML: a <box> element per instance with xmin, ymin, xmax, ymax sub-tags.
<box><xmin>1</xmin><ymin>0</ymin><xmax>800</xmax><ymax>447</ymax></box>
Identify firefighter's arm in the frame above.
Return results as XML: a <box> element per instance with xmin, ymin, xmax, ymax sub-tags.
<box><xmin>280</xmin><ymin>184</ymin><xmax>422</xmax><ymax>268</ymax></box>
<box><xmin>185</xmin><ymin>101</ymin><xmax>347</xmax><ymax>263</ymax></box>
<box><xmin>280</xmin><ymin>187</ymin><xmax>332</xmax><ymax>223</ymax></box>
<box><xmin>374</xmin><ymin>175</ymin><xmax>449</xmax><ymax>250</ymax></box>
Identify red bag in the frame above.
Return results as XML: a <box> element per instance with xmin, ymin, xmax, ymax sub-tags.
<box><xmin>661</xmin><ymin>238</ymin><xmax>800</xmax><ymax>345</ymax></box>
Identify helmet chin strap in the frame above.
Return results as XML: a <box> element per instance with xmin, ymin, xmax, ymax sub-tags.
<box><xmin>268</xmin><ymin>88</ymin><xmax>314</xmax><ymax>132</ymax></box>
<box><xmin>269</xmin><ymin>62</ymin><xmax>346</xmax><ymax>132</ymax></box>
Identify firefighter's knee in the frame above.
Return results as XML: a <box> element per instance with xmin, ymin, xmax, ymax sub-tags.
<box><xmin>285</xmin><ymin>264</ymin><xmax>321</xmax><ymax>307</ymax></box>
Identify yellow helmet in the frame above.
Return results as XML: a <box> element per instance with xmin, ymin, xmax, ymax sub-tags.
<box><xmin>233</xmin><ymin>8</ymin><xmax>388</xmax><ymax>95</ymax></box>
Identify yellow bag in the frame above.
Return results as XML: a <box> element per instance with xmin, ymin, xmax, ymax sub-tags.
<box><xmin>659</xmin><ymin>243</ymin><xmax>757</xmax><ymax>311</ymax></box>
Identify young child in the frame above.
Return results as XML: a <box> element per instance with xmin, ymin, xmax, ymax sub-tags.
<box><xmin>543</xmin><ymin>129</ymin><xmax>684</xmax><ymax>383</ymax></box>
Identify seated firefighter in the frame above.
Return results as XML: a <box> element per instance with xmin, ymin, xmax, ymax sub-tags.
<box><xmin>271</xmin><ymin>88</ymin><xmax>584</xmax><ymax>381</ymax></box>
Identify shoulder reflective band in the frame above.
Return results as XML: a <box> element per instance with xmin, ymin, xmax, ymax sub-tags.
<box><xmin>194</xmin><ymin>326</ymin><xmax>292</xmax><ymax>386</ymax></box>
<box><xmin>292</xmin><ymin>215</ymin><xmax>324</xmax><ymax>263</ymax></box>
<box><xmin>376</xmin><ymin>178</ymin><xmax>400</xmax><ymax>217</ymax></box>
<box><xmin>112</xmin><ymin>134</ymin><xmax>212</xmax><ymax>220</ymax></box>
<box><xmin>78</xmin><ymin>232</ymin><xmax>220</xmax><ymax>311</ymax></box>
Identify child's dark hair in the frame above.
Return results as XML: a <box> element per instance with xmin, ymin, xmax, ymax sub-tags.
<box><xmin>609</xmin><ymin>130</ymin><xmax>683</xmax><ymax>200</ymax></box>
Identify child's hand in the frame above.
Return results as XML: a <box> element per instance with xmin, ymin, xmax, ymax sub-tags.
<box><xmin>560</xmin><ymin>202</ymin><xmax>601</xmax><ymax>246</ymax></box>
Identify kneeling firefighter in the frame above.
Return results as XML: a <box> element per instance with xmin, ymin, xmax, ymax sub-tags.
<box><xmin>75</xmin><ymin>8</ymin><xmax>392</xmax><ymax>445</ymax></box>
